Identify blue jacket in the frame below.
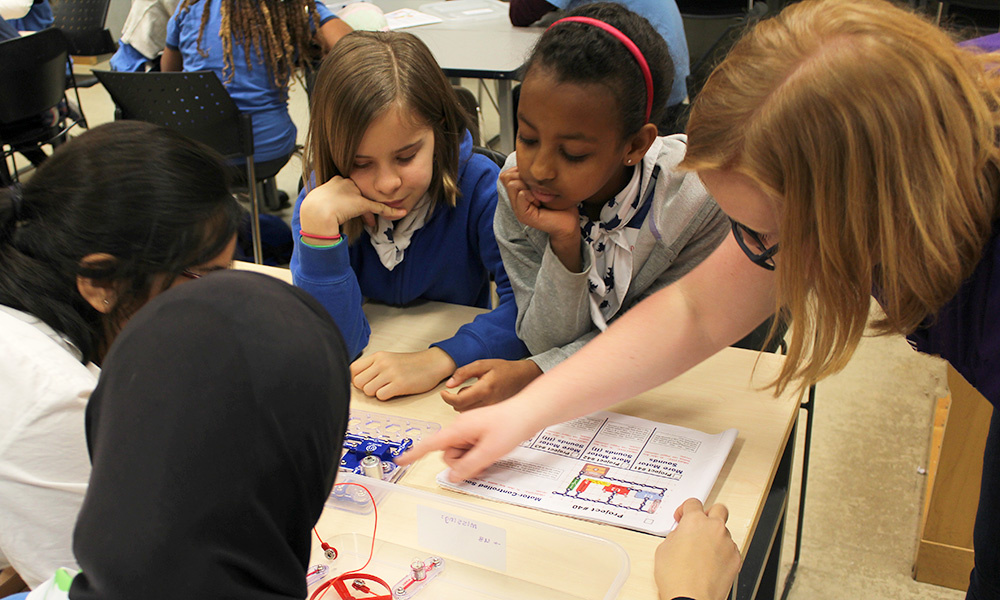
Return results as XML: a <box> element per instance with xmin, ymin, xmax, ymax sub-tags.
<box><xmin>291</xmin><ymin>132</ymin><xmax>528</xmax><ymax>366</ymax></box>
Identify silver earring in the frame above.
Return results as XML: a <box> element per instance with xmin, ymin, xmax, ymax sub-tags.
<box><xmin>103</xmin><ymin>299</ymin><xmax>110</xmax><ymax>306</ymax></box>
<box><xmin>626</xmin><ymin>159</ymin><xmax>633</xmax><ymax>165</ymax></box>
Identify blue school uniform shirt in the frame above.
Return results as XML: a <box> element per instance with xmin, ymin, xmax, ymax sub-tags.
<box><xmin>165</xmin><ymin>0</ymin><xmax>337</xmax><ymax>162</ymax></box>
<box><xmin>8</xmin><ymin>0</ymin><xmax>52</xmax><ymax>32</ymax></box>
<box><xmin>546</xmin><ymin>0</ymin><xmax>689</xmax><ymax>106</ymax></box>
<box><xmin>290</xmin><ymin>131</ymin><xmax>528</xmax><ymax>366</ymax></box>
<box><xmin>109</xmin><ymin>43</ymin><xmax>149</xmax><ymax>72</ymax></box>
<box><xmin>0</xmin><ymin>15</ymin><xmax>18</xmax><ymax>39</ymax></box>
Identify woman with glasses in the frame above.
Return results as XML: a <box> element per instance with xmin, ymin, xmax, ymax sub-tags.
<box><xmin>0</xmin><ymin>121</ymin><xmax>240</xmax><ymax>588</ymax></box>
<box><xmin>402</xmin><ymin>0</ymin><xmax>1000</xmax><ymax>598</ymax></box>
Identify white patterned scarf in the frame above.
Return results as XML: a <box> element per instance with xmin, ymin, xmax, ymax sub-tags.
<box><xmin>581</xmin><ymin>139</ymin><xmax>662</xmax><ymax>330</ymax></box>
<box><xmin>365</xmin><ymin>194</ymin><xmax>433</xmax><ymax>271</ymax></box>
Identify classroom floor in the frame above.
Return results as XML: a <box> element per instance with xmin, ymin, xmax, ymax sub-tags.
<box><xmin>24</xmin><ymin>64</ymin><xmax>970</xmax><ymax>600</ymax></box>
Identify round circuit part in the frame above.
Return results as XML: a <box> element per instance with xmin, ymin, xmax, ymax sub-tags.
<box><xmin>361</xmin><ymin>454</ymin><xmax>383</xmax><ymax>479</ymax></box>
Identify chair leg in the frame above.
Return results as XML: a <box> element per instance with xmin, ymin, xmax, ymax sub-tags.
<box><xmin>780</xmin><ymin>383</ymin><xmax>816</xmax><ymax>600</ymax></box>
<box><xmin>1</xmin><ymin>153</ymin><xmax>15</xmax><ymax>187</ymax></box>
<box><xmin>245</xmin><ymin>158</ymin><xmax>264</xmax><ymax>264</ymax></box>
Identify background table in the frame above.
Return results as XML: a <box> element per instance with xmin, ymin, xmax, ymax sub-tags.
<box><xmin>373</xmin><ymin>0</ymin><xmax>543</xmax><ymax>153</ymax></box>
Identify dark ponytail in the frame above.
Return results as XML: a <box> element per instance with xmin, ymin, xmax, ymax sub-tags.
<box><xmin>0</xmin><ymin>121</ymin><xmax>242</xmax><ymax>363</ymax></box>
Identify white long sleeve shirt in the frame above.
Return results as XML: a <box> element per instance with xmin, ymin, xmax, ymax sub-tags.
<box><xmin>0</xmin><ymin>306</ymin><xmax>95</xmax><ymax>588</ymax></box>
<box><xmin>0</xmin><ymin>0</ymin><xmax>32</xmax><ymax>20</ymax></box>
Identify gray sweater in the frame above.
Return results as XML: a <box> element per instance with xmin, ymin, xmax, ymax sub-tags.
<box><xmin>494</xmin><ymin>134</ymin><xmax>728</xmax><ymax>371</ymax></box>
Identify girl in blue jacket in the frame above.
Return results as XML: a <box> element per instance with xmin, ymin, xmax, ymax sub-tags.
<box><xmin>292</xmin><ymin>31</ymin><xmax>527</xmax><ymax>401</ymax></box>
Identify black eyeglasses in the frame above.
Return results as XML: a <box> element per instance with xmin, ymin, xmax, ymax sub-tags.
<box><xmin>730</xmin><ymin>219</ymin><xmax>779</xmax><ymax>271</ymax></box>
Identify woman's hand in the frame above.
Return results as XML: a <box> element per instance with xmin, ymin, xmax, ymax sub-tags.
<box><xmin>655</xmin><ymin>499</ymin><xmax>742</xmax><ymax>600</ymax></box>
<box><xmin>440</xmin><ymin>359</ymin><xmax>543</xmax><ymax>411</ymax></box>
<box><xmin>396</xmin><ymin>400</ymin><xmax>549</xmax><ymax>481</ymax></box>
<box><xmin>299</xmin><ymin>175</ymin><xmax>406</xmax><ymax>238</ymax></box>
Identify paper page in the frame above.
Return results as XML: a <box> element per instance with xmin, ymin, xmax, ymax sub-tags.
<box><xmin>384</xmin><ymin>8</ymin><xmax>443</xmax><ymax>30</ymax></box>
<box><xmin>437</xmin><ymin>411</ymin><xmax>737</xmax><ymax>536</ymax></box>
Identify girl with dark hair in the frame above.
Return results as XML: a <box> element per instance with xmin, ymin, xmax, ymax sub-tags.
<box><xmin>162</xmin><ymin>0</ymin><xmax>351</xmax><ymax>162</ymax></box>
<box><xmin>0</xmin><ymin>120</ymin><xmax>241</xmax><ymax>588</ymax></box>
<box><xmin>292</xmin><ymin>31</ymin><xmax>527</xmax><ymax>401</ymax></box>
<box><xmin>441</xmin><ymin>3</ymin><xmax>728</xmax><ymax>411</ymax></box>
<box><xmin>16</xmin><ymin>271</ymin><xmax>351</xmax><ymax>600</ymax></box>
<box><xmin>508</xmin><ymin>0</ymin><xmax>689</xmax><ymax>133</ymax></box>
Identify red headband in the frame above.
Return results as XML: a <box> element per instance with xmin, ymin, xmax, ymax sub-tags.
<box><xmin>547</xmin><ymin>16</ymin><xmax>654</xmax><ymax>123</ymax></box>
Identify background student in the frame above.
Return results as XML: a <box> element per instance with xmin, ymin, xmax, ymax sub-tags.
<box><xmin>0</xmin><ymin>121</ymin><xmax>241</xmax><ymax>588</ymax></box>
<box><xmin>20</xmin><ymin>271</ymin><xmax>351</xmax><ymax>599</ymax></box>
<box><xmin>442</xmin><ymin>3</ymin><xmax>727</xmax><ymax>411</ymax></box>
<box><xmin>162</xmin><ymin>0</ymin><xmax>351</xmax><ymax>163</ymax></box>
<box><xmin>0</xmin><ymin>0</ymin><xmax>51</xmax><ymax>32</ymax></box>
<box><xmin>292</xmin><ymin>31</ymin><xmax>527</xmax><ymax>401</ymax></box>
<box><xmin>109</xmin><ymin>0</ymin><xmax>179</xmax><ymax>72</ymax></box>
<box><xmin>402</xmin><ymin>0</ymin><xmax>1000</xmax><ymax>597</ymax></box>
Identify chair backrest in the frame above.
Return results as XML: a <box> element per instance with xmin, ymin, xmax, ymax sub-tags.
<box><xmin>50</xmin><ymin>0</ymin><xmax>116</xmax><ymax>56</ymax></box>
<box><xmin>0</xmin><ymin>28</ymin><xmax>70</xmax><ymax>124</ymax></box>
<box><xmin>678</xmin><ymin>0</ymin><xmax>754</xmax><ymax>17</ymax></box>
<box><xmin>93</xmin><ymin>70</ymin><xmax>254</xmax><ymax>160</ymax></box>
<box><xmin>685</xmin><ymin>1</ymin><xmax>769</xmax><ymax>102</ymax></box>
<box><xmin>472</xmin><ymin>145</ymin><xmax>507</xmax><ymax>169</ymax></box>
<box><xmin>453</xmin><ymin>85</ymin><xmax>481</xmax><ymax>146</ymax></box>
<box><xmin>942</xmin><ymin>0</ymin><xmax>1000</xmax><ymax>11</ymax></box>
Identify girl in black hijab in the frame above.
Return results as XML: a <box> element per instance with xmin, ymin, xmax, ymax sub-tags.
<box><xmin>25</xmin><ymin>270</ymin><xmax>351</xmax><ymax>599</ymax></box>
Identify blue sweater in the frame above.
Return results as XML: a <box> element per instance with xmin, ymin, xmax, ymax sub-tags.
<box><xmin>291</xmin><ymin>132</ymin><xmax>528</xmax><ymax>367</ymax></box>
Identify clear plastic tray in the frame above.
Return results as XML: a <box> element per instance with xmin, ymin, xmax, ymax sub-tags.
<box><xmin>419</xmin><ymin>0</ymin><xmax>508</xmax><ymax>21</ymax></box>
<box><xmin>314</xmin><ymin>474</ymin><xmax>630</xmax><ymax>599</ymax></box>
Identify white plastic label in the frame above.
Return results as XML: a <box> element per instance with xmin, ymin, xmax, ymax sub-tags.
<box><xmin>416</xmin><ymin>505</ymin><xmax>507</xmax><ymax>571</ymax></box>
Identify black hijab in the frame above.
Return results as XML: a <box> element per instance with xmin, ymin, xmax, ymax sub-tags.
<box><xmin>69</xmin><ymin>271</ymin><xmax>350</xmax><ymax>600</ymax></box>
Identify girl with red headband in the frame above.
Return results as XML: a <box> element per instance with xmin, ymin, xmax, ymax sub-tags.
<box><xmin>442</xmin><ymin>3</ymin><xmax>732</xmax><ymax>413</ymax></box>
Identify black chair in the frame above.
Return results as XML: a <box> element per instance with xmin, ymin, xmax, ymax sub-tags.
<box><xmin>453</xmin><ymin>85</ymin><xmax>482</xmax><ymax>147</ymax></box>
<box><xmin>51</xmin><ymin>0</ymin><xmax>116</xmax><ymax>89</ymax></box>
<box><xmin>94</xmin><ymin>70</ymin><xmax>283</xmax><ymax>263</ymax></box>
<box><xmin>683</xmin><ymin>1</ymin><xmax>769</xmax><ymax>106</ymax></box>
<box><xmin>0</xmin><ymin>28</ymin><xmax>82</xmax><ymax>186</ymax></box>
<box><xmin>472</xmin><ymin>145</ymin><xmax>507</xmax><ymax>169</ymax></box>
<box><xmin>935</xmin><ymin>0</ymin><xmax>999</xmax><ymax>32</ymax></box>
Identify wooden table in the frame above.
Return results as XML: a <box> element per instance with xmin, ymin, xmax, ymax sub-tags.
<box><xmin>237</xmin><ymin>262</ymin><xmax>800</xmax><ymax>599</ymax></box>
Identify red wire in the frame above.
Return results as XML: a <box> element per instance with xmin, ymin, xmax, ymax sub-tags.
<box><xmin>310</xmin><ymin>482</ymin><xmax>379</xmax><ymax>600</ymax></box>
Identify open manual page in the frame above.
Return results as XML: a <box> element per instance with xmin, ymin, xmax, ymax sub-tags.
<box><xmin>436</xmin><ymin>411</ymin><xmax>737</xmax><ymax>536</ymax></box>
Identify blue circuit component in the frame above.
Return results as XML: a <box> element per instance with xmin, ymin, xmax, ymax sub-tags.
<box><xmin>340</xmin><ymin>433</ymin><xmax>414</xmax><ymax>480</ymax></box>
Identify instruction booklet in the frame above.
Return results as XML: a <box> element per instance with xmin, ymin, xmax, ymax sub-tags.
<box><xmin>436</xmin><ymin>411</ymin><xmax>737</xmax><ymax>536</ymax></box>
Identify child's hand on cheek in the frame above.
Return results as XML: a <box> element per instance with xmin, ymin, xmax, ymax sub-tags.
<box><xmin>503</xmin><ymin>167</ymin><xmax>583</xmax><ymax>272</ymax></box>
<box><xmin>501</xmin><ymin>168</ymin><xmax>578</xmax><ymax>240</ymax></box>
<box><xmin>300</xmin><ymin>175</ymin><xmax>406</xmax><ymax>236</ymax></box>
